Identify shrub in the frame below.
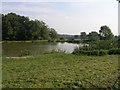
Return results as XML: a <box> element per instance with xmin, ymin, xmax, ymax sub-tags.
<box><xmin>72</xmin><ymin>47</ymin><xmax>107</xmax><ymax>56</ymax></box>
<box><xmin>89</xmin><ymin>50</ymin><xmax>99</xmax><ymax>56</ymax></box>
<box><xmin>108</xmin><ymin>48</ymin><xmax>120</xmax><ymax>55</ymax></box>
<box><xmin>99</xmin><ymin>50</ymin><xmax>107</xmax><ymax>56</ymax></box>
<box><xmin>85</xmin><ymin>50</ymin><xmax>107</xmax><ymax>56</ymax></box>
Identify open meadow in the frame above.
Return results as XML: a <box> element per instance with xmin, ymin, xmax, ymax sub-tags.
<box><xmin>2</xmin><ymin>53</ymin><xmax>119</xmax><ymax>88</ymax></box>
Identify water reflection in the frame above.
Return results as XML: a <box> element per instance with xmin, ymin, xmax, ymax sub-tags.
<box><xmin>2</xmin><ymin>42</ymin><xmax>79</xmax><ymax>57</ymax></box>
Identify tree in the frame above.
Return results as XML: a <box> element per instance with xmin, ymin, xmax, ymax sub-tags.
<box><xmin>39</xmin><ymin>21</ymin><xmax>50</xmax><ymax>40</ymax></box>
<box><xmin>80</xmin><ymin>32</ymin><xmax>87</xmax><ymax>40</ymax></box>
<box><xmin>99</xmin><ymin>25</ymin><xmax>113</xmax><ymax>40</ymax></box>
<box><xmin>2</xmin><ymin>13</ymin><xmax>18</xmax><ymax>40</ymax></box>
<box><xmin>17</xmin><ymin>16</ymin><xmax>30</xmax><ymax>40</ymax></box>
<box><xmin>49</xmin><ymin>28</ymin><xmax>58</xmax><ymax>41</ymax></box>
<box><xmin>88</xmin><ymin>31</ymin><xmax>99</xmax><ymax>41</ymax></box>
<box><xmin>2</xmin><ymin>13</ymin><xmax>58</xmax><ymax>41</ymax></box>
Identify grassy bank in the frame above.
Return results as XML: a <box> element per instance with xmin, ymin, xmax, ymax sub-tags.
<box><xmin>2</xmin><ymin>40</ymin><xmax>48</xmax><ymax>43</ymax></box>
<box><xmin>2</xmin><ymin>53</ymin><xmax>119</xmax><ymax>88</ymax></box>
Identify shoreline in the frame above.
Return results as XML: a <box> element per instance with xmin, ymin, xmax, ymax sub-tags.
<box><xmin>4</xmin><ymin>56</ymin><xmax>34</xmax><ymax>59</ymax></box>
<box><xmin>2</xmin><ymin>40</ymin><xmax>48</xmax><ymax>43</ymax></box>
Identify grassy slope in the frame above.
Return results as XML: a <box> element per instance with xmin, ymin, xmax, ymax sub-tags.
<box><xmin>2</xmin><ymin>53</ymin><xmax>119</xmax><ymax>88</ymax></box>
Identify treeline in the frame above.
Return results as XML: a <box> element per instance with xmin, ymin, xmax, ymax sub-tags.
<box><xmin>72</xmin><ymin>26</ymin><xmax>120</xmax><ymax>56</ymax></box>
<box><xmin>80</xmin><ymin>25</ymin><xmax>119</xmax><ymax>41</ymax></box>
<box><xmin>2</xmin><ymin>13</ymin><xmax>58</xmax><ymax>41</ymax></box>
<box><xmin>2</xmin><ymin>13</ymin><xmax>120</xmax><ymax>42</ymax></box>
<box><xmin>58</xmin><ymin>25</ymin><xmax>120</xmax><ymax>43</ymax></box>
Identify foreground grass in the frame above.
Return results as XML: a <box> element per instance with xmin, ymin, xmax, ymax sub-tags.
<box><xmin>2</xmin><ymin>53</ymin><xmax>119</xmax><ymax>88</ymax></box>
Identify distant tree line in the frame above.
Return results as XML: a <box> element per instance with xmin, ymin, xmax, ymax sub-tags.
<box><xmin>73</xmin><ymin>26</ymin><xmax>120</xmax><ymax>56</ymax></box>
<box><xmin>59</xmin><ymin>25</ymin><xmax>119</xmax><ymax>42</ymax></box>
<box><xmin>2</xmin><ymin>13</ymin><xmax>119</xmax><ymax>42</ymax></box>
<box><xmin>80</xmin><ymin>25</ymin><xmax>119</xmax><ymax>41</ymax></box>
<box><xmin>2</xmin><ymin>13</ymin><xmax>58</xmax><ymax>41</ymax></box>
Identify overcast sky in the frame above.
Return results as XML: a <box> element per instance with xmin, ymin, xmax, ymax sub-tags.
<box><xmin>2</xmin><ymin>0</ymin><xmax>118</xmax><ymax>35</ymax></box>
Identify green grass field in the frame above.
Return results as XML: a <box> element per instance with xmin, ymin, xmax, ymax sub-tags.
<box><xmin>2</xmin><ymin>53</ymin><xmax>119</xmax><ymax>88</ymax></box>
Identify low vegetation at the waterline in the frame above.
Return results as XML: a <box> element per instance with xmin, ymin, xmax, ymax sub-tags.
<box><xmin>73</xmin><ymin>47</ymin><xmax>120</xmax><ymax>56</ymax></box>
<box><xmin>72</xmin><ymin>40</ymin><xmax>120</xmax><ymax>56</ymax></box>
<box><xmin>2</xmin><ymin>53</ymin><xmax>119</xmax><ymax>88</ymax></box>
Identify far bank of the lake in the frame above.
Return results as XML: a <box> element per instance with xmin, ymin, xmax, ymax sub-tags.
<box><xmin>2</xmin><ymin>40</ymin><xmax>48</xmax><ymax>43</ymax></box>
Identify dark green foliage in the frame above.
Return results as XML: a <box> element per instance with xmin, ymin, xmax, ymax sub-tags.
<box><xmin>108</xmin><ymin>48</ymin><xmax>120</xmax><ymax>55</ymax></box>
<box><xmin>72</xmin><ymin>40</ymin><xmax>119</xmax><ymax>56</ymax></box>
<box><xmin>88</xmin><ymin>31</ymin><xmax>100</xmax><ymax>41</ymax></box>
<box><xmin>2</xmin><ymin>13</ymin><xmax>58</xmax><ymax>41</ymax></box>
<box><xmin>72</xmin><ymin>49</ymin><xmax>107</xmax><ymax>56</ymax></box>
<box><xmin>99</xmin><ymin>50</ymin><xmax>108</xmax><ymax>56</ymax></box>
<box><xmin>73</xmin><ymin>47</ymin><xmax>120</xmax><ymax>56</ymax></box>
<box><xmin>66</xmin><ymin>39</ymin><xmax>80</xmax><ymax>43</ymax></box>
<box><xmin>57</xmin><ymin>37</ymin><xmax>66</xmax><ymax>42</ymax></box>
<box><xmin>99</xmin><ymin>25</ymin><xmax>113</xmax><ymax>40</ymax></box>
<box><xmin>67</xmin><ymin>38</ymin><xmax>74</xmax><ymax>43</ymax></box>
<box><xmin>118</xmin><ymin>35</ymin><xmax>120</xmax><ymax>41</ymax></box>
<box><xmin>88</xmin><ymin>40</ymin><xmax>119</xmax><ymax>50</ymax></box>
<box><xmin>72</xmin><ymin>39</ymin><xmax>120</xmax><ymax>56</ymax></box>
<box><xmin>49</xmin><ymin>28</ymin><xmax>58</xmax><ymax>42</ymax></box>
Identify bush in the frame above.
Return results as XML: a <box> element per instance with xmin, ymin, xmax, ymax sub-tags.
<box><xmin>108</xmin><ymin>48</ymin><xmax>120</xmax><ymax>55</ymax></box>
<box><xmin>99</xmin><ymin>50</ymin><xmax>107</xmax><ymax>56</ymax></box>
<box><xmin>88</xmin><ymin>40</ymin><xmax>119</xmax><ymax>50</ymax></box>
<box><xmin>85</xmin><ymin>50</ymin><xmax>107</xmax><ymax>56</ymax></box>
<box><xmin>72</xmin><ymin>48</ymin><xmax>107</xmax><ymax>56</ymax></box>
<box><xmin>72</xmin><ymin>43</ymin><xmax>120</xmax><ymax>56</ymax></box>
<box><xmin>89</xmin><ymin>50</ymin><xmax>99</xmax><ymax>56</ymax></box>
<box><xmin>73</xmin><ymin>48</ymin><xmax>120</xmax><ymax>56</ymax></box>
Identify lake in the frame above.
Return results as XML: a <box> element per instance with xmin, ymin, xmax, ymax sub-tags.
<box><xmin>2</xmin><ymin>42</ymin><xmax>80</xmax><ymax>57</ymax></box>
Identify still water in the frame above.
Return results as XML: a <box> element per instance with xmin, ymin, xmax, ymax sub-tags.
<box><xmin>2</xmin><ymin>42</ymin><xmax>79</xmax><ymax>57</ymax></box>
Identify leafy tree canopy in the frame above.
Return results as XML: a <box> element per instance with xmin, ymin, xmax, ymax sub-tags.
<box><xmin>99</xmin><ymin>25</ymin><xmax>113</xmax><ymax>40</ymax></box>
<box><xmin>2</xmin><ymin>13</ymin><xmax>58</xmax><ymax>41</ymax></box>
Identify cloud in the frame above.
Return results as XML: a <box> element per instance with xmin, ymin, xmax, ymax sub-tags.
<box><xmin>2</xmin><ymin>4</ymin><xmax>58</xmax><ymax>14</ymax></box>
<box><xmin>2</xmin><ymin>2</ymin><xmax>118</xmax><ymax>35</ymax></box>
